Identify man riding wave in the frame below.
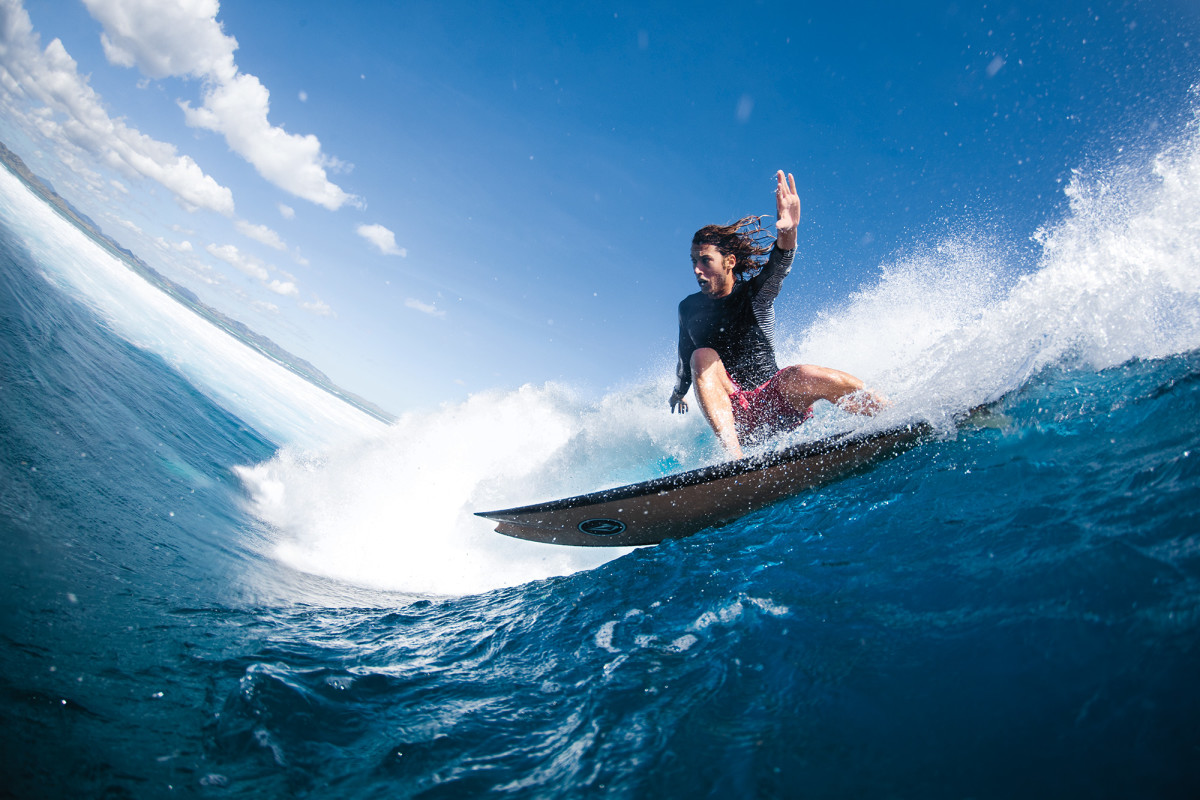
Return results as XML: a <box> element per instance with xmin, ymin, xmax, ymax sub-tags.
<box><xmin>670</xmin><ymin>170</ymin><xmax>884</xmax><ymax>458</ymax></box>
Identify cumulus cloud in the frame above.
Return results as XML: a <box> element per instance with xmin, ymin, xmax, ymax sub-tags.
<box><xmin>234</xmin><ymin>218</ymin><xmax>286</xmax><ymax>250</ymax></box>
<box><xmin>356</xmin><ymin>223</ymin><xmax>406</xmax><ymax>256</ymax></box>
<box><xmin>278</xmin><ymin>203</ymin><xmax>294</xmax><ymax>219</ymax></box>
<box><xmin>266</xmin><ymin>278</ymin><xmax>298</xmax><ymax>297</ymax></box>
<box><xmin>87</xmin><ymin>0</ymin><xmax>236</xmax><ymax>80</ymax></box>
<box><xmin>0</xmin><ymin>0</ymin><xmax>235</xmax><ymax>214</ymax></box>
<box><xmin>405</xmin><ymin>297</ymin><xmax>445</xmax><ymax>318</ymax></box>
<box><xmin>82</xmin><ymin>0</ymin><xmax>359</xmax><ymax>211</ymax></box>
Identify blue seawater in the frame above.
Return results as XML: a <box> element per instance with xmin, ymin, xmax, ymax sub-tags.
<box><xmin>3</xmin><ymin>135</ymin><xmax>1200</xmax><ymax>797</ymax></box>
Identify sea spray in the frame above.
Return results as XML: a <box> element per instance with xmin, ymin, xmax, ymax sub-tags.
<box><xmin>780</xmin><ymin>233</ymin><xmax>1017</xmax><ymax>429</ymax></box>
<box><xmin>782</xmin><ymin>108</ymin><xmax>1200</xmax><ymax>429</ymax></box>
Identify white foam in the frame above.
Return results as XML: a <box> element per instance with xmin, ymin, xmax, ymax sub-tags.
<box><xmin>234</xmin><ymin>382</ymin><xmax>712</xmax><ymax>596</ymax></box>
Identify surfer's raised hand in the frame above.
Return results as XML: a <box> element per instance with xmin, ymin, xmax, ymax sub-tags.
<box><xmin>774</xmin><ymin>170</ymin><xmax>799</xmax><ymax>250</ymax></box>
<box><xmin>670</xmin><ymin>391</ymin><xmax>688</xmax><ymax>414</ymax></box>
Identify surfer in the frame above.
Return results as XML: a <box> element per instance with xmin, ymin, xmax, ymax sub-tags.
<box><xmin>669</xmin><ymin>170</ymin><xmax>884</xmax><ymax>458</ymax></box>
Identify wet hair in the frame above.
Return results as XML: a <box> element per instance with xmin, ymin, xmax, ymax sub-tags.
<box><xmin>691</xmin><ymin>215</ymin><xmax>775</xmax><ymax>277</ymax></box>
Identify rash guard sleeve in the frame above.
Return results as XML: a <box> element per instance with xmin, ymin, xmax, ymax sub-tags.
<box><xmin>747</xmin><ymin>245</ymin><xmax>794</xmax><ymax>358</ymax></box>
<box><xmin>672</xmin><ymin>303</ymin><xmax>694</xmax><ymax>401</ymax></box>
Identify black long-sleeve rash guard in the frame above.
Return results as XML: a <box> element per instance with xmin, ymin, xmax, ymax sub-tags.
<box><xmin>672</xmin><ymin>244</ymin><xmax>796</xmax><ymax>399</ymax></box>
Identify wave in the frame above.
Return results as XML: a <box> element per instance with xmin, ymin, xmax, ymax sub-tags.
<box><xmin>5</xmin><ymin>101</ymin><xmax>1199</xmax><ymax>599</ymax></box>
<box><xmin>0</xmin><ymin>165</ymin><xmax>386</xmax><ymax>451</ymax></box>
<box><xmin>239</xmin><ymin>111</ymin><xmax>1200</xmax><ymax>597</ymax></box>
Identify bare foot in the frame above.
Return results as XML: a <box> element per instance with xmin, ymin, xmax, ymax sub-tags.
<box><xmin>837</xmin><ymin>389</ymin><xmax>889</xmax><ymax>416</ymax></box>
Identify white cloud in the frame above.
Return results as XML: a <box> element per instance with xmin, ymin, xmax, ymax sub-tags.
<box><xmin>298</xmin><ymin>90</ymin><xmax>307</xmax><ymax>102</ymax></box>
<box><xmin>253</xmin><ymin>300</ymin><xmax>280</xmax><ymax>314</ymax></box>
<box><xmin>278</xmin><ymin>203</ymin><xmax>294</xmax><ymax>219</ymax></box>
<box><xmin>266</xmin><ymin>279</ymin><xmax>298</xmax><ymax>297</ymax></box>
<box><xmin>0</xmin><ymin>0</ymin><xmax>236</xmax><ymax>215</ymax></box>
<box><xmin>356</xmin><ymin>223</ymin><xmax>406</xmax><ymax>256</ymax></box>
<box><xmin>153</xmin><ymin>236</ymin><xmax>193</xmax><ymax>254</ymax></box>
<box><xmin>87</xmin><ymin>0</ymin><xmax>236</xmax><ymax>80</ymax></box>
<box><xmin>234</xmin><ymin>218</ymin><xmax>286</xmax><ymax>250</ymax></box>
<box><xmin>405</xmin><ymin>297</ymin><xmax>445</xmax><ymax>318</ymax></box>
<box><xmin>83</xmin><ymin>0</ymin><xmax>359</xmax><ymax>211</ymax></box>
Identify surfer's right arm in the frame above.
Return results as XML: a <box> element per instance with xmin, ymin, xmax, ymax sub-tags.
<box><xmin>671</xmin><ymin>304</ymin><xmax>692</xmax><ymax>413</ymax></box>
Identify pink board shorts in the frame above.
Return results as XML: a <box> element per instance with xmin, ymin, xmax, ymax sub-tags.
<box><xmin>729</xmin><ymin>371</ymin><xmax>814</xmax><ymax>445</ymax></box>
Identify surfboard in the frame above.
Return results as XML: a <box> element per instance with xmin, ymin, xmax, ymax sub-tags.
<box><xmin>475</xmin><ymin>420</ymin><xmax>935</xmax><ymax>547</ymax></box>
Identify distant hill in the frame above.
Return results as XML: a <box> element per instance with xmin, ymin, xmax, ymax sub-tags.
<box><xmin>0</xmin><ymin>140</ymin><xmax>396</xmax><ymax>425</ymax></box>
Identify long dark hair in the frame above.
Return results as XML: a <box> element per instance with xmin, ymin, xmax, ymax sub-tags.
<box><xmin>691</xmin><ymin>215</ymin><xmax>775</xmax><ymax>277</ymax></box>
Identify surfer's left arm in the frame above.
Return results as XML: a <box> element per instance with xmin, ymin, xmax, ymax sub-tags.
<box><xmin>774</xmin><ymin>170</ymin><xmax>799</xmax><ymax>250</ymax></box>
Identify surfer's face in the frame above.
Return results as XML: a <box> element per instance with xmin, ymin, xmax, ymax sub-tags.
<box><xmin>690</xmin><ymin>244</ymin><xmax>736</xmax><ymax>298</ymax></box>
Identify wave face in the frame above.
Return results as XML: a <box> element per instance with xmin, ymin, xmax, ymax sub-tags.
<box><xmin>1</xmin><ymin>118</ymin><xmax>1199</xmax><ymax>795</ymax></box>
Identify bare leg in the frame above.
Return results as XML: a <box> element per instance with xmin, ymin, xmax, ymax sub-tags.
<box><xmin>773</xmin><ymin>364</ymin><xmax>886</xmax><ymax>415</ymax></box>
<box><xmin>690</xmin><ymin>348</ymin><xmax>745</xmax><ymax>458</ymax></box>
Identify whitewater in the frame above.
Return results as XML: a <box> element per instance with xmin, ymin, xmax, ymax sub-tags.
<box><xmin>1</xmin><ymin>110</ymin><xmax>1199</xmax><ymax>797</ymax></box>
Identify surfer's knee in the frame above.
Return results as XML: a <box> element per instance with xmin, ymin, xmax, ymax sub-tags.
<box><xmin>778</xmin><ymin>364</ymin><xmax>825</xmax><ymax>392</ymax></box>
<box><xmin>777</xmin><ymin>364</ymin><xmax>865</xmax><ymax>405</ymax></box>
<box><xmin>690</xmin><ymin>347</ymin><xmax>723</xmax><ymax>374</ymax></box>
<box><xmin>691</xmin><ymin>349</ymin><xmax>736</xmax><ymax>396</ymax></box>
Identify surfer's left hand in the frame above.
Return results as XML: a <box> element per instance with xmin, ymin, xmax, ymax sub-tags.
<box><xmin>670</xmin><ymin>394</ymin><xmax>688</xmax><ymax>414</ymax></box>
<box><xmin>774</xmin><ymin>170</ymin><xmax>799</xmax><ymax>249</ymax></box>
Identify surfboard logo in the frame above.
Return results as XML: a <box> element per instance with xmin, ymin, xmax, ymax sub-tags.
<box><xmin>578</xmin><ymin>518</ymin><xmax>626</xmax><ymax>536</ymax></box>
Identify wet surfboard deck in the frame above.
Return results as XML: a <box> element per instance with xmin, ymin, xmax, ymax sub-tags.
<box><xmin>475</xmin><ymin>420</ymin><xmax>936</xmax><ymax>547</ymax></box>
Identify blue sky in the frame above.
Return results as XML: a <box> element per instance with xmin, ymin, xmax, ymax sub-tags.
<box><xmin>1</xmin><ymin>0</ymin><xmax>1198</xmax><ymax>414</ymax></box>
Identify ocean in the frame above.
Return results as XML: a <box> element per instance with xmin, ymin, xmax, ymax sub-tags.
<box><xmin>2</xmin><ymin>115</ymin><xmax>1199</xmax><ymax>797</ymax></box>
